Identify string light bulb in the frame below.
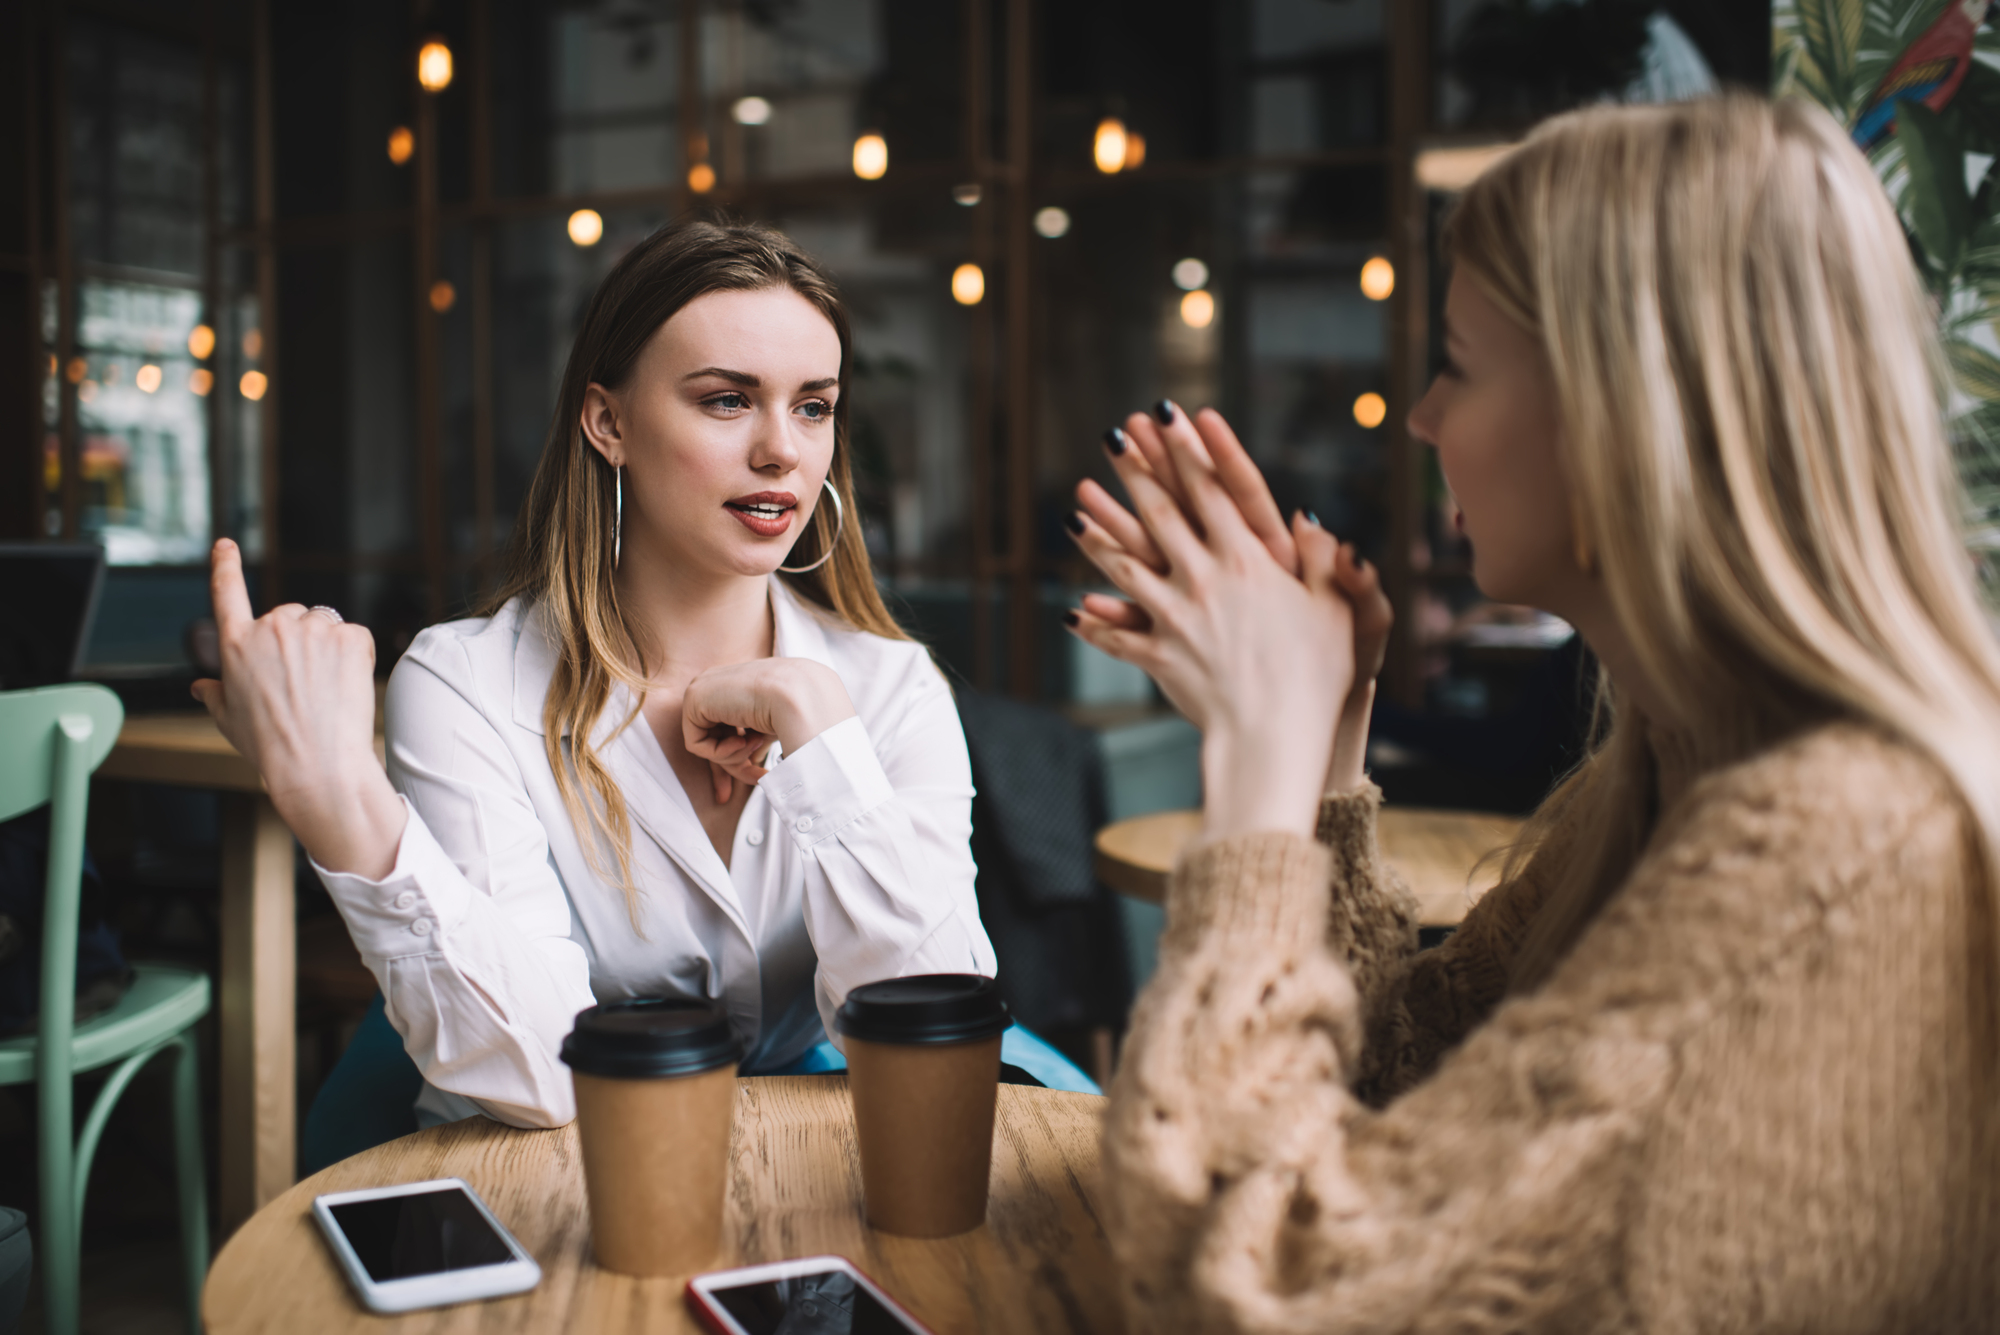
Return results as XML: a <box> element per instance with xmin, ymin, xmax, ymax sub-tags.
<box><xmin>852</xmin><ymin>133</ymin><xmax>888</xmax><ymax>180</ymax></box>
<box><xmin>1093</xmin><ymin>118</ymin><xmax>1128</xmax><ymax>174</ymax></box>
<box><xmin>1359</xmin><ymin>257</ymin><xmax>1395</xmax><ymax>301</ymax></box>
<box><xmin>567</xmin><ymin>209</ymin><xmax>604</xmax><ymax>247</ymax></box>
<box><xmin>1353</xmin><ymin>392</ymin><xmax>1387</xmax><ymax>428</ymax></box>
<box><xmin>951</xmin><ymin>263</ymin><xmax>985</xmax><ymax>306</ymax></box>
<box><xmin>417</xmin><ymin>39</ymin><xmax>453</xmax><ymax>93</ymax></box>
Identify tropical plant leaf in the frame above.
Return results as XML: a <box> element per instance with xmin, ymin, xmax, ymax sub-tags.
<box><xmin>1950</xmin><ymin>340</ymin><xmax>2000</xmax><ymax>401</ymax></box>
<box><xmin>1955</xmin><ymin>60</ymin><xmax>2000</xmax><ymax>151</ymax></box>
<box><xmin>1899</xmin><ymin>100</ymin><xmax>1972</xmax><ymax>276</ymax></box>
<box><xmin>1795</xmin><ymin>0</ymin><xmax>1867</xmax><ymax>115</ymax></box>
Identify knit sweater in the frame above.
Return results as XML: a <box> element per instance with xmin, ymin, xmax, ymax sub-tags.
<box><xmin>1101</xmin><ymin>721</ymin><xmax>2000</xmax><ymax>1333</ymax></box>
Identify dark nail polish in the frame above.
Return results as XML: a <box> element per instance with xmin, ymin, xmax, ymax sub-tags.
<box><xmin>1065</xmin><ymin>511</ymin><xmax>1086</xmax><ymax>536</ymax></box>
<box><xmin>1152</xmin><ymin>399</ymin><xmax>1175</xmax><ymax>424</ymax></box>
<box><xmin>1103</xmin><ymin>427</ymin><xmax>1128</xmax><ymax>456</ymax></box>
<box><xmin>1305</xmin><ymin>510</ymin><xmax>1321</xmax><ymax>528</ymax></box>
<box><xmin>1063</xmin><ymin>609</ymin><xmax>1081</xmax><ymax>628</ymax></box>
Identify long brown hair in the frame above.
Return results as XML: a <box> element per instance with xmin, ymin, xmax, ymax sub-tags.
<box><xmin>479</xmin><ymin>218</ymin><xmax>908</xmax><ymax>922</ymax></box>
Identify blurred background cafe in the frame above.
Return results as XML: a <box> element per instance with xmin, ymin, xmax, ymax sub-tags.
<box><xmin>0</xmin><ymin>0</ymin><xmax>1771</xmax><ymax>1328</ymax></box>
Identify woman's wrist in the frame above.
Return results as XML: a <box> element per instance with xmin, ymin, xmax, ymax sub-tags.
<box><xmin>1325</xmin><ymin>679</ymin><xmax>1376</xmax><ymax>796</ymax></box>
<box><xmin>278</xmin><ymin>765</ymin><xmax>408</xmax><ymax>881</ymax></box>
<box><xmin>1199</xmin><ymin>725</ymin><xmax>1332</xmax><ymax>843</ymax></box>
<box><xmin>772</xmin><ymin>664</ymin><xmax>857</xmax><ymax>755</ymax></box>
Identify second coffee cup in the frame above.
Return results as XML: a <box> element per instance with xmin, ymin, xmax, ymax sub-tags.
<box><xmin>561</xmin><ymin>998</ymin><xmax>742</xmax><ymax>1276</ymax></box>
<box><xmin>836</xmin><ymin>974</ymin><xmax>1011</xmax><ymax>1237</ymax></box>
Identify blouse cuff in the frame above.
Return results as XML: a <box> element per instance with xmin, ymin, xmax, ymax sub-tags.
<box><xmin>1164</xmin><ymin>832</ymin><xmax>1334</xmax><ymax>954</ymax></box>
<box><xmin>311</xmin><ymin>797</ymin><xmax>468</xmax><ymax>959</ymax></box>
<box><xmin>758</xmin><ymin>715</ymin><xmax>896</xmax><ymax>852</ymax></box>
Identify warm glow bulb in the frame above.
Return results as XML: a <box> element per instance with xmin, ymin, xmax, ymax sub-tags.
<box><xmin>687</xmin><ymin>162</ymin><xmax>716</xmax><ymax>194</ymax></box>
<box><xmin>417</xmin><ymin>40</ymin><xmax>454</xmax><ymax>93</ymax></box>
<box><xmin>732</xmin><ymin>95</ymin><xmax>772</xmax><ymax>125</ymax></box>
<box><xmin>189</xmin><ymin>368</ymin><xmax>214</xmax><ymax>397</ymax></box>
<box><xmin>1353</xmin><ymin>392</ymin><xmax>1387</xmax><ymax>428</ymax></box>
<box><xmin>1359</xmin><ymin>257</ymin><xmax>1395</xmax><ymax>301</ymax></box>
<box><xmin>567</xmin><ymin>209</ymin><xmax>604</xmax><ymax>247</ymax></box>
<box><xmin>951</xmin><ymin>263</ymin><xmax>985</xmax><ymax>306</ymax></box>
<box><xmin>1180</xmin><ymin>289</ymin><xmax>1216</xmax><ymax>329</ymax></box>
<box><xmin>1034</xmin><ymin>206</ymin><xmax>1071</xmax><ymax>238</ymax></box>
<box><xmin>852</xmin><ymin>133</ymin><xmax>888</xmax><ymax>180</ymax></box>
<box><xmin>188</xmin><ymin>325</ymin><xmax>216</xmax><ymax>360</ymax></box>
<box><xmin>240</xmin><ymin>370</ymin><xmax>269</xmax><ymax>402</ymax></box>
<box><xmin>387</xmin><ymin>126</ymin><xmax>414</xmax><ymax>165</ymax></box>
<box><xmin>135</xmin><ymin>364</ymin><xmax>163</xmax><ymax>394</ymax></box>
<box><xmin>1093</xmin><ymin>118</ymin><xmax>1128</xmax><ymax>174</ymax></box>
<box><xmin>429</xmin><ymin>280</ymin><xmax>457</xmax><ymax>313</ymax></box>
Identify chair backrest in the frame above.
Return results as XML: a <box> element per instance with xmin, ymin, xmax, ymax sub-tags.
<box><xmin>0</xmin><ymin>684</ymin><xmax>122</xmax><ymax>822</ymax></box>
<box><xmin>0</xmin><ymin>684</ymin><xmax>123</xmax><ymax>1052</ymax></box>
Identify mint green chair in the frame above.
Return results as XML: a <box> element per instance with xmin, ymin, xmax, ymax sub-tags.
<box><xmin>0</xmin><ymin>685</ymin><xmax>210</xmax><ymax>1335</ymax></box>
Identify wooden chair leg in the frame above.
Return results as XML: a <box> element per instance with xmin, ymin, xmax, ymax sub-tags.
<box><xmin>171</xmin><ymin>1030</ymin><xmax>210</xmax><ymax>1335</ymax></box>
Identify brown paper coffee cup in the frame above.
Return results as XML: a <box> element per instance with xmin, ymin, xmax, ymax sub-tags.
<box><xmin>846</xmin><ymin>1032</ymin><xmax>1002</xmax><ymax>1237</ymax></box>
<box><xmin>572</xmin><ymin>1063</ymin><xmax>736</xmax><ymax>1276</ymax></box>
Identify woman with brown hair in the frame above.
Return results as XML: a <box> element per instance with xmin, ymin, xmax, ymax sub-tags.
<box><xmin>1067</xmin><ymin>94</ymin><xmax>2000</xmax><ymax>1330</ymax></box>
<box><xmin>194</xmin><ymin>220</ymin><xmax>995</xmax><ymax>1129</ymax></box>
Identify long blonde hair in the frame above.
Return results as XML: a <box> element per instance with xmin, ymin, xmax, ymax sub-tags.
<box><xmin>479</xmin><ymin>219</ymin><xmax>907</xmax><ymax>924</ymax></box>
<box><xmin>1446</xmin><ymin>94</ymin><xmax>2000</xmax><ymax>988</ymax></box>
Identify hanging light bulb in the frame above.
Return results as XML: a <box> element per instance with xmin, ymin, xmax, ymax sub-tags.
<box><xmin>417</xmin><ymin>39</ymin><xmax>454</xmax><ymax>93</ymax></box>
<box><xmin>1093</xmin><ymin>118</ymin><xmax>1128</xmax><ymax>174</ymax></box>
<box><xmin>852</xmin><ymin>132</ymin><xmax>888</xmax><ymax>180</ymax></box>
<box><xmin>951</xmin><ymin>263</ymin><xmax>985</xmax><ymax>306</ymax></box>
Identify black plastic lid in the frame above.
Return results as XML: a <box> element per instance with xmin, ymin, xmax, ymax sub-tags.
<box><xmin>834</xmin><ymin>974</ymin><xmax>1011</xmax><ymax>1046</ymax></box>
<box><xmin>560</xmin><ymin>998</ymin><xmax>742</xmax><ymax>1079</ymax></box>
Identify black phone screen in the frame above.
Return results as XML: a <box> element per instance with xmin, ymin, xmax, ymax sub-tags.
<box><xmin>327</xmin><ymin>1187</ymin><xmax>513</xmax><ymax>1282</ymax></box>
<box><xmin>709</xmin><ymin>1269</ymin><xmax>916</xmax><ymax>1334</ymax></box>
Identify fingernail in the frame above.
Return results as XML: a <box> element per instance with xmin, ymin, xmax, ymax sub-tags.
<box><xmin>189</xmin><ymin>683</ymin><xmax>201</xmax><ymax>702</ymax></box>
<box><xmin>1306</xmin><ymin>511</ymin><xmax>1322</xmax><ymax>528</ymax></box>
<box><xmin>1063</xmin><ymin>609</ymin><xmax>1081</xmax><ymax>628</ymax></box>
<box><xmin>1152</xmin><ymin>399</ymin><xmax>1175</xmax><ymax>425</ymax></box>
<box><xmin>1065</xmin><ymin>511</ymin><xmax>1086</xmax><ymax>536</ymax></box>
<box><xmin>1103</xmin><ymin>427</ymin><xmax>1128</xmax><ymax>456</ymax></box>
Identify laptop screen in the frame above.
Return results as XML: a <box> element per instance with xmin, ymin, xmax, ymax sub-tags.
<box><xmin>0</xmin><ymin>543</ymin><xmax>107</xmax><ymax>690</ymax></box>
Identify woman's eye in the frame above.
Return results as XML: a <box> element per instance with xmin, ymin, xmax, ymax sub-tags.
<box><xmin>796</xmin><ymin>399</ymin><xmax>834</xmax><ymax>421</ymax></box>
<box><xmin>705</xmin><ymin>392</ymin><xmax>751</xmax><ymax>411</ymax></box>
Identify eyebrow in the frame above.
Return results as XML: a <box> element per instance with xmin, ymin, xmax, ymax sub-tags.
<box><xmin>681</xmin><ymin>367</ymin><xmax>840</xmax><ymax>394</ymax></box>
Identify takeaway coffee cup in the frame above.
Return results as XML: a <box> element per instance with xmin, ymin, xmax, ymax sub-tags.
<box><xmin>836</xmin><ymin>974</ymin><xmax>1011</xmax><ymax>1237</ymax></box>
<box><xmin>560</xmin><ymin>998</ymin><xmax>742</xmax><ymax>1276</ymax></box>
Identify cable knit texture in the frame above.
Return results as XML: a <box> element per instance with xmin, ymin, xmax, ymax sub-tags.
<box><xmin>1102</xmin><ymin>722</ymin><xmax>2000</xmax><ymax>1333</ymax></box>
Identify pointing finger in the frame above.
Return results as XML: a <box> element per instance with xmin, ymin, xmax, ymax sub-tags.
<box><xmin>209</xmin><ymin>539</ymin><xmax>255</xmax><ymax>638</ymax></box>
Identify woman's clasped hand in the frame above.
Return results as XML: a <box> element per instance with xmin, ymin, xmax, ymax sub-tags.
<box><xmin>1064</xmin><ymin>400</ymin><xmax>1391</xmax><ymax>844</ymax></box>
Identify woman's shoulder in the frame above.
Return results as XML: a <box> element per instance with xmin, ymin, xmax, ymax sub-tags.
<box><xmin>1694</xmin><ymin>720</ymin><xmax>1960</xmax><ymax>839</ymax></box>
<box><xmin>388</xmin><ymin>597</ymin><xmax>532</xmax><ymax>704</ymax></box>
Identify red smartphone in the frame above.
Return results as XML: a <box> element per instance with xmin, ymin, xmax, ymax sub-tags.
<box><xmin>685</xmin><ymin>1255</ymin><xmax>934</xmax><ymax>1335</ymax></box>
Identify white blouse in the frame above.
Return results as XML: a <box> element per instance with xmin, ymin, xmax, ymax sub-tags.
<box><xmin>314</xmin><ymin>579</ymin><xmax>997</xmax><ymax>1129</ymax></box>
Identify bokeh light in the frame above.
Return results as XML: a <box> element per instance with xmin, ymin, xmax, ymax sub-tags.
<box><xmin>242</xmin><ymin>329</ymin><xmax>263</xmax><ymax>358</ymax></box>
<box><xmin>567</xmin><ymin>209</ymin><xmax>603</xmax><ymax>247</ymax></box>
<box><xmin>240</xmin><ymin>370</ymin><xmax>268</xmax><ymax>401</ymax></box>
<box><xmin>732</xmin><ymin>96</ymin><xmax>772</xmax><ymax>125</ymax></box>
<box><xmin>852</xmin><ymin>133</ymin><xmax>888</xmax><ymax>180</ymax></box>
<box><xmin>1180</xmin><ymin>290</ymin><xmax>1215</xmax><ymax>329</ymax></box>
<box><xmin>951</xmin><ymin>263</ymin><xmax>985</xmax><ymax>306</ymax></box>
<box><xmin>187</xmin><ymin>324</ymin><xmax>216</xmax><ymax>359</ymax></box>
<box><xmin>1353</xmin><ymin>392</ymin><xmax>1387</xmax><ymax>428</ymax></box>
<box><xmin>417</xmin><ymin>40</ymin><xmax>453</xmax><ymax>93</ymax></box>
<box><xmin>1093</xmin><ymin>118</ymin><xmax>1127</xmax><ymax>174</ymax></box>
<box><xmin>1172</xmin><ymin>257</ymin><xmax>1208</xmax><ymax>290</ymax></box>
<box><xmin>429</xmin><ymin>280</ymin><xmax>456</xmax><ymax>313</ymax></box>
<box><xmin>1034</xmin><ymin>207</ymin><xmax>1071</xmax><ymax>238</ymax></box>
<box><xmin>135</xmin><ymin>364</ymin><xmax>162</xmax><ymax>393</ymax></box>
<box><xmin>688</xmin><ymin>162</ymin><xmax>716</xmax><ymax>194</ymax></box>
<box><xmin>387</xmin><ymin>126</ymin><xmax>414</xmax><ymax>165</ymax></box>
<box><xmin>1359</xmin><ymin>257</ymin><xmax>1395</xmax><ymax>301</ymax></box>
<box><xmin>190</xmin><ymin>368</ymin><xmax>214</xmax><ymax>396</ymax></box>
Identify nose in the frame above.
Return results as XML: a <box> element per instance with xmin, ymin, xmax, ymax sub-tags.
<box><xmin>747</xmin><ymin>403</ymin><xmax>803</xmax><ymax>474</ymax></box>
<box><xmin>1406</xmin><ymin>379</ymin><xmax>1442</xmax><ymax>449</ymax></box>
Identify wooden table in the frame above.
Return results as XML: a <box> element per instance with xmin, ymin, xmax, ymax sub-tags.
<box><xmin>100</xmin><ymin>712</ymin><xmax>298</xmax><ymax>1234</ymax></box>
<box><xmin>202</xmin><ymin>1075</ymin><xmax>1122</xmax><ymax>1334</ymax></box>
<box><xmin>1095</xmin><ymin>807</ymin><xmax>1526</xmax><ymax>927</ymax></box>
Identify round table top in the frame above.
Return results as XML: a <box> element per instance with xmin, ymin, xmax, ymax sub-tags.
<box><xmin>203</xmin><ymin>1074</ymin><xmax>1121</xmax><ymax>1335</ymax></box>
<box><xmin>1094</xmin><ymin>806</ymin><xmax>1525</xmax><ymax>926</ymax></box>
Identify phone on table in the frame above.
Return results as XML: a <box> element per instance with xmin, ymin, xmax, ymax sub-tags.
<box><xmin>311</xmin><ymin>1177</ymin><xmax>541</xmax><ymax>1313</ymax></box>
<box><xmin>687</xmin><ymin>1255</ymin><xmax>934</xmax><ymax>1335</ymax></box>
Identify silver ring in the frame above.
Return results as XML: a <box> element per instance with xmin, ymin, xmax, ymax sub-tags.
<box><xmin>308</xmin><ymin>605</ymin><xmax>345</xmax><ymax>624</ymax></box>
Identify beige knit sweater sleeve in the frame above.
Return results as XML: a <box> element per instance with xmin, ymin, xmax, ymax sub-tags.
<box><xmin>1100</xmin><ymin>725</ymin><xmax>1986</xmax><ymax>1333</ymax></box>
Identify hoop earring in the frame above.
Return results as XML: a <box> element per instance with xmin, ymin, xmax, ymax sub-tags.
<box><xmin>614</xmin><ymin>464</ymin><xmax>623</xmax><ymax>568</ymax></box>
<box><xmin>777</xmin><ymin>479</ymin><xmax>844</xmax><ymax>574</ymax></box>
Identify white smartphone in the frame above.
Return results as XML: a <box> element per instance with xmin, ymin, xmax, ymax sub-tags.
<box><xmin>311</xmin><ymin>1177</ymin><xmax>541</xmax><ymax>1314</ymax></box>
<box><xmin>686</xmin><ymin>1255</ymin><xmax>934</xmax><ymax>1335</ymax></box>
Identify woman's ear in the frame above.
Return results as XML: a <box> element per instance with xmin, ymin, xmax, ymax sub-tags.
<box><xmin>580</xmin><ymin>383</ymin><xmax>624</xmax><ymax>467</ymax></box>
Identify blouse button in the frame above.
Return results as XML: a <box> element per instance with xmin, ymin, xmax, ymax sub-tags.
<box><xmin>745</xmin><ymin>830</ymin><xmax>764</xmax><ymax>847</ymax></box>
<box><xmin>393</xmin><ymin>891</ymin><xmax>417</xmax><ymax>911</ymax></box>
<box><xmin>795</xmin><ymin>816</ymin><xmax>814</xmax><ymax>833</ymax></box>
<box><xmin>410</xmin><ymin>918</ymin><xmax>434</xmax><ymax>937</ymax></box>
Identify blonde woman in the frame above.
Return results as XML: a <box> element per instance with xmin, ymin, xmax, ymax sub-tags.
<box><xmin>194</xmin><ymin>221</ymin><xmax>996</xmax><ymax>1132</ymax></box>
<box><xmin>1066</xmin><ymin>95</ymin><xmax>2000</xmax><ymax>1330</ymax></box>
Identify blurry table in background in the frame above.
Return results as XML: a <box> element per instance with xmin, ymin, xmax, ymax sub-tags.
<box><xmin>102</xmin><ymin>711</ymin><xmax>386</xmax><ymax>1235</ymax></box>
<box><xmin>203</xmin><ymin>1075</ymin><xmax>1123</xmax><ymax>1334</ymax></box>
<box><xmin>1095</xmin><ymin>807</ymin><xmax>1526</xmax><ymax>927</ymax></box>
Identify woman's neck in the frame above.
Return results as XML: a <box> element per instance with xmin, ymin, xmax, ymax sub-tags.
<box><xmin>614</xmin><ymin>538</ymin><xmax>773</xmax><ymax>691</ymax></box>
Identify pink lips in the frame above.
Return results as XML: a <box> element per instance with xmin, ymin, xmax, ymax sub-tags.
<box><xmin>725</xmin><ymin>490</ymin><xmax>797</xmax><ymax>538</ymax></box>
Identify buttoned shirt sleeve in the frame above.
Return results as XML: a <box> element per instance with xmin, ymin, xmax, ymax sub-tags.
<box><xmin>756</xmin><ymin>654</ymin><xmax>997</xmax><ymax>1045</ymax></box>
<box><xmin>311</xmin><ymin>638</ymin><xmax>597</xmax><ymax>1128</ymax></box>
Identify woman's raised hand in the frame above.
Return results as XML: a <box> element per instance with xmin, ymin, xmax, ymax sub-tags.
<box><xmin>1066</xmin><ymin>403</ymin><xmax>1360</xmax><ymax>842</ymax></box>
<box><xmin>681</xmin><ymin>658</ymin><xmax>856</xmax><ymax>803</ymax></box>
<box><xmin>190</xmin><ymin>539</ymin><xmax>406</xmax><ymax>878</ymax></box>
